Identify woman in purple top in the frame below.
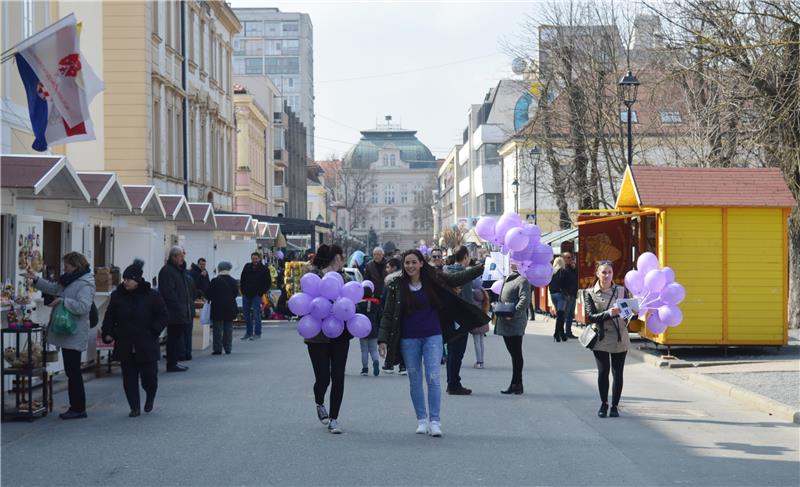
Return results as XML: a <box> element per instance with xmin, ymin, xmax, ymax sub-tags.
<box><xmin>378</xmin><ymin>250</ymin><xmax>488</xmax><ymax>437</ymax></box>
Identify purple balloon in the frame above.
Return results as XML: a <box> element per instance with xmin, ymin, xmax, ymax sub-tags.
<box><xmin>319</xmin><ymin>274</ymin><xmax>343</xmax><ymax>300</ymax></box>
<box><xmin>495</xmin><ymin>213</ymin><xmax>523</xmax><ymax>243</ymax></box>
<box><xmin>297</xmin><ymin>315</ymin><xmax>322</xmax><ymax>339</ymax></box>
<box><xmin>362</xmin><ymin>280</ymin><xmax>375</xmax><ymax>291</ymax></box>
<box><xmin>310</xmin><ymin>296</ymin><xmax>333</xmax><ymax>320</ymax></box>
<box><xmin>644</xmin><ymin>268</ymin><xmax>666</xmax><ymax>293</ymax></box>
<box><xmin>510</xmin><ymin>244</ymin><xmax>535</xmax><ymax>263</ymax></box>
<box><xmin>288</xmin><ymin>292</ymin><xmax>312</xmax><ymax>316</ymax></box>
<box><xmin>490</xmin><ymin>279</ymin><xmax>504</xmax><ymax>295</ymax></box>
<box><xmin>321</xmin><ymin>316</ymin><xmax>345</xmax><ymax>338</ymax></box>
<box><xmin>522</xmin><ymin>223</ymin><xmax>541</xmax><ymax>241</ymax></box>
<box><xmin>529</xmin><ymin>274</ymin><xmax>552</xmax><ymax>288</ymax></box>
<box><xmin>657</xmin><ymin>305</ymin><xmax>683</xmax><ymax>327</ymax></box>
<box><xmin>527</xmin><ymin>264</ymin><xmax>552</xmax><ymax>281</ymax></box>
<box><xmin>341</xmin><ymin>281</ymin><xmax>364</xmax><ymax>303</ymax></box>
<box><xmin>639</xmin><ymin>297</ymin><xmax>665</xmax><ymax>312</ymax></box>
<box><xmin>300</xmin><ymin>273</ymin><xmax>321</xmax><ymax>296</ymax></box>
<box><xmin>332</xmin><ymin>297</ymin><xmax>356</xmax><ymax>321</ymax></box>
<box><xmin>646</xmin><ymin>312</ymin><xmax>668</xmax><ymax>334</ymax></box>
<box><xmin>516</xmin><ymin>261</ymin><xmax>531</xmax><ymax>274</ymax></box>
<box><xmin>325</xmin><ymin>271</ymin><xmax>344</xmax><ymax>284</ymax></box>
<box><xmin>637</xmin><ymin>252</ymin><xmax>659</xmax><ymax>275</ymax></box>
<box><xmin>530</xmin><ymin>243</ymin><xmax>553</xmax><ymax>265</ymax></box>
<box><xmin>660</xmin><ymin>282</ymin><xmax>686</xmax><ymax>306</ymax></box>
<box><xmin>661</xmin><ymin>267</ymin><xmax>675</xmax><ymax>284</ymax></box>
<box><xmin>504</xmin><ymin>227</ymin><xmax>530</xmax><ymax>252</ymax></box>
<box><xmin>475</xmin><ymin>216</ymin><xmax>497</xmax><ymax>241</ymax></box>
<box><xmin>346</xmin><ymin>313</ymin><xmax>371</xmax><ymax>338</ymax></box>
<box><xmin>624</xmin><ymin>270</ymin><xmax>644</xmax><ymax>296</ymax></box>
<box><xmin>275</xmin><ymin>250</ymin><xmax>284</xmax><ymax>260</ymax></box>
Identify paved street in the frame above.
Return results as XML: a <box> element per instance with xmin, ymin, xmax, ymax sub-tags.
<box><xmin>3</xmin><ymin>318</ymin><xmax>799</xmax><ymax>487</ymax></box>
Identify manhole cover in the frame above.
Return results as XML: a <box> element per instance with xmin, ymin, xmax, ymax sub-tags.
<box><xmin>621</xmin><ymin>406</ymin><xmax>709</xmax><ymax>417</ymax></box>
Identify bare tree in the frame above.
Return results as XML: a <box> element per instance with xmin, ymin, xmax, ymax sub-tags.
<box><xmin>319</xmin><ymin>159</ymin><xmax>376</xmax><ymax>237</ymax></box>
<box><xmin>644</xmin><ymin>0</ymin><xmax>800</xmax><ymax>328</ymax></box>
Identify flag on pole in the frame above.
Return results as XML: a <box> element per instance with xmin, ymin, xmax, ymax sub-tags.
<box><xmin>13</xmin><ymin>13</ymin><xmax>103</xmax><ymax>151</ymax></box>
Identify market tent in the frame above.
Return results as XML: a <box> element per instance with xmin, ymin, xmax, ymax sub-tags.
<box><xmin>123</xmin><ymin>185</ymin><xmax>166</xmax><ymax>219</ymax></box>
<box><xmin>0</xmin><ymin>154</ymin><xmax>90</xmax><ymax>201</ymax></box>
<box><xmin>187</xmin><ymin>202</ymin><xmax>215</xmax><ymax>226</ymax></box>
<box><xmin>215</xmin><ymin>214</ymin><xmax>253</xmax><ymax>234</ymax></box>
<box><xmin>73</xmin><ymin>172</ymin><xmax>132</xmax><ymax>210</ymax></box>
<box><xmin>157</xmin><ymin>195</ymin><xmax>194</xmax><ymax>224</ymax></box>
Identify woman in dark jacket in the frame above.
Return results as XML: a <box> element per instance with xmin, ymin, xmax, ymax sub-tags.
<box><xmin>493</xmin><ymin>266</ymin><xmax>531</xmax><ymax>395</ymax></box>
<box><xmin>378</xmin><ymin>249</ymin><xmax>487</xmax><ymax>437</ymax></box>
<box><xmin>101</xmin><ymin>260</ymin><xmax>168</xmax><ymax>417</ymax></box>
<box><xmin>206</xmin><ymin>261</ymin><xmax>239</xmax><ymax>355</ymax></box>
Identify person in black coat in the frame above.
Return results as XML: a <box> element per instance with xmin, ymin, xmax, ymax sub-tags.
<box><xmin>189</xmin><ymin>258</ymin><xmax>211</xmax><ymax>299</ymax></box>
<box><xmin>101</xmin><ymin>259</ymin><xmax>169</xmax><ymax>417</ymax></box>
<box><xmin>158</xmin><ymin>246</ymin><xmax>195</xmax><ymax>370</ymax></box>
<box><xmin>239</xmin><ymin>252</ymin><xmax>272</xmax><ymax>340</ymax></box>
<box><xmin>206</xmin><ymin>261</ymin><xmax>239</xmax><ymax>355</ymax></box>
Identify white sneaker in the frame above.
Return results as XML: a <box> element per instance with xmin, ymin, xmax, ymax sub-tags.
<box><xmin>428</xmin><ymin>421</ymin><xmax>442</xmax><ymax>437</ymax></box>
<box><xmin>415</xmin><ymin>419</ymin><xmax>428</xmax><ymax>434</ymax></box>
<box><xmin>328</xmin><ymin>419</ymin><xmax>342</xmax><ymax>434</ymax></box>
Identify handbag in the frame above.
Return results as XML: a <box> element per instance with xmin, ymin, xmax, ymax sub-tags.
<box><xmin>579</xmin><ymin>287</ymin><xmax>617</xmax><ymax>349</ymax></box>
<box><xmin>492</xmin><ymin>278</ymin><xmax>516</xmax><ymax>318</ymax></box>
<box><xmin>50</xmin><ymin>302</ymin><xmax>77</xmax><ymax>336</ymax></box>
<box><xmin>200</xmin><ymin>302</ymin><xmax>212</xmax><ymax>325</ymax></box>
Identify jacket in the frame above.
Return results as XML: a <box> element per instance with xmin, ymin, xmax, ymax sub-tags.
<box><xmin>378</xmin><ymin>264</ymin><xmax>489</xmax><ymax>367</ymax></box>
<box><xmin>364</xmin><ymin>259</ymin><xmax>387</xmax><ymax>297</ymax></box>
<box><xmin>584</xmin><ymin>283</ymin><xmax>631</xmax><ymax>353</ymax></box>
<box><xmin>550</xmin><ymin>267</ymin><xmax>579</xmax><ymax>297</ymax></box>
<box><xmin>240</xmin><ymin>262</ymin><xmax>271</xmax><ymax>298</ymax></box>
<box><xmin>443</xmin><ymin>263</ymin><xmax>482</xmax><ymax>308</ymax></box>
<box><xmin>206</xmin><ymin>273</ymin><xmax>239</xmax><ymax>322</ymax></box>
<box><xmin>35</xmin><ymin>273</ymin><xmax>96</xmax><ymax>352</ymax></box>
<box><xmin>189</xmin><ymin>264</ymin><xmax>211</xmax><ymax>299</ymax></box>
<box><xmin>356</xmin><ymin>297</ymin><xmax>382</xmax><ymax>339</ymax></box>
<box><xmin>101</xmin><ymin>282</ymin><xmax>168</xmax><ymax>363</ymax></box>
<box><xmin>158</xmin><ymin>261</ymin><xmax>195</xmax><ymax>325</ymax></box>
<box><xmin>493</xmin><ymin>272</ymin><xmax>531</xmax><ymax>337</ymax></box>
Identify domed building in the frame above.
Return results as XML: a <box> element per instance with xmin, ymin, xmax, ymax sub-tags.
<box><xmin>339</xmin><ymin>117</ymin><xmax>438</xmax><ymax>251</ymax></box>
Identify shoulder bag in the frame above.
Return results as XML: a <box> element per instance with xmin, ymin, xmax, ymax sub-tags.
<box><xmin>492</xmin><ymin>278</ymin><xmax>516</xmax><ymax>318</ymax></box>
<box><xmin>579</xmin><ymin>286</ymin><xmax>617</xmax><ymax>349</ymax></box>
<box><xmin>50</xmin><ymin>302</ymin><xmax>78</xmax><ymax>336</ymax></box>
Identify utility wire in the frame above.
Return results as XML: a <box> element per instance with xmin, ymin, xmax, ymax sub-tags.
<box><xmin>316</xmin><ymin>52</ymin><xmax>502</xmax><ymax>83</ymax></box>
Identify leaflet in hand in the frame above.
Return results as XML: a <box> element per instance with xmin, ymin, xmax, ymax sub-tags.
<box><xmin>616</xmin><ymin>298</ymin><xmax>639</xmax><ymax>321</ymax></box>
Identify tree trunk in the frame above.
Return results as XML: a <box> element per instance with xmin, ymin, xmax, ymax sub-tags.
<box><xmin>789</xmin><ymin>208</ymin><xmax>799</xmax><ymax>329</ymax></box>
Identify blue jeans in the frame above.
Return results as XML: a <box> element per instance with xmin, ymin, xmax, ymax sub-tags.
<box><xmin>400</xmin><ymin>335</ymin><xmax>443</xmax><ymax>422</ymax></box>
<box><xmin>242</xmin><ymin>295</ymin><xmax>262</xmax><ymax>337</ymax></box>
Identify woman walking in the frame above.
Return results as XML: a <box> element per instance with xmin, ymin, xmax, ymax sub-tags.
<box><xmin>584</xmin><ymin>260</ymin><xmax>631</xmax><ymax>418</ymax></box>
<box><xmin>549</xmin><ymin>256</ymin><xmax>569</xmax><ymax>342</ymax></box>
<box><xmin>206</xmin><ymin>262</ymin><xmax>239</xmax><ymax>355</ymax></box>
<box><xmin>378</xmin><ymin>249</ymin><xmax>487</xmax><ymax>437</ymax></box>
<box><xmin>494</xmin><ymin>266</ymin><xmax>531</xmax><ymax>395</ymax></box>
<box><xmin>29</xmin><ymin>252</ymin><xmax>96</xmax><ymax>419</ymax></box>
<box><xmin>304</xmin><ymin>244</ymin><xmax>351</xmax><ymax>434</ymax></box>
<box><xmin>101</xmin><ymin>260</ymin><xmax>168</xmax><ymax>416</ymax></box>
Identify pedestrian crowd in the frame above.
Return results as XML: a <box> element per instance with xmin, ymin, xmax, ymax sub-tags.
<box><xmin>30</xmin><ymin>241</ymin><xmax>634</xmax><ymax>432</ymax></box>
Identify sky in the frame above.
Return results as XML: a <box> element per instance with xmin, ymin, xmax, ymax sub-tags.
<box><xmin>230</xmin><ymin>1</ymin><xmax>541</xmax><ymax>160</ymax></box>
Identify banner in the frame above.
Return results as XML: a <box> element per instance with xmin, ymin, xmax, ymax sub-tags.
<box><xmin>577</xmin><ymin>215</ymin><xmax>632</xmax><ymax>289</ymax></box>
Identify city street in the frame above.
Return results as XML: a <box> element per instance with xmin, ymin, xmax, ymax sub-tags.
<box><xmin>2</xmin><ymin>318</ymin><xmax>798</xmax><ymax>487</ymax></box>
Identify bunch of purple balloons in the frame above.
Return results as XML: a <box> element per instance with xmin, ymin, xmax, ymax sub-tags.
<box><xmin>287</xmin><ymin>272</ymin><xmax>374</xmax><ymax>339</ymax></box>
<box><xmin>418</xmin><ymin>244</ymin><xmax>431</xmax><ymax>256</ymax></box>
<box><xmin>475</xmin><ymin>212</ymin><xmax>554</xmax><ymax>288</ymax></box>
<box><xmin>624</xmin><ymin>252</ymin><xmax>686</xmax><ymax>334</ymax></box>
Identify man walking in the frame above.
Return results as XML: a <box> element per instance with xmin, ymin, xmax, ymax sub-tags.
<box><xmin>443</xmin><ymin>246</ymin><xmax>481</xmax><ymax>395</ymax></box>
<box><xmin>240</xmin><ymin>252</ymin><xmax>271</xmax><ymax>340</ymax></box>
<box><xmin>562</xmin><ymin>251</ymin><xmax>579</xmax><ymax>339</ymax></box>
<box><xmin>158</xmin><ymin>246</ymin><xmax>195</xmax><ymax>372</ymax></box>
<box><xmin>189</xmin><ymin>257</ymin><xmax>211</xmax><ymax>299</ymax></box>
<box><xmin>363</xmin><ymin>247</ymin><xmax>387</xmax><ymax>297</ymax></box>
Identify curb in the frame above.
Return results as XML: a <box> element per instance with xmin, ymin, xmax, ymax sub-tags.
<box><xmin>628</xmin><ymin>346</ymin><xmax>800</xmax><ymax>424</ymax></box>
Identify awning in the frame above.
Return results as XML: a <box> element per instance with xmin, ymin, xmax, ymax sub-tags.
<box><xmin>265</xmin><ymin>223</ymin><xmax>280</xmax><ymax>239</ymax></box>
<box><xmin>541</xmin><ymin>228</ymin><xmax>578</xmax><ymax>245</ymax></box>
<box><xmin>123</xmin><ymin>185</ymin><xmax>166</xmax><ymax>219</ymax></box>
<box><xmin>158</xmin><ymin>195</ymin><xmax>194</xmax><ymax>223</ymax></box>
<box><xmin>73</xmin><ymin>172</ymin><xmax>132</xmax><ymax>211</ymax></box>
<box><xmin>215</xmin><ymin>214</ymin><xmax>252</xmax><ymax>233</ymax></box>
<box><xmin>257</xmin><ymin>222</ymin><xmax>268</xmax><ymax>238</ymax></box>
<box><xmin>1</xmin><ymin>154</ymin><xmax>90</xmax><ymax>201</ymax></box>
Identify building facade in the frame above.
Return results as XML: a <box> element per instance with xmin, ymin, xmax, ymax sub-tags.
<box><xmin>231</xmin><ymin>8</ymin><xmax>314</xmax><ymax>160</ymax></box>
<box><xmin>233</xmin><ymin>84</ymin><xmax>271</xmax><ymax>215</ymax></box>
<box><xmin>285</xmin><ymin>103</ymin><xmax>307</xmax><ymax>219</ymax></box>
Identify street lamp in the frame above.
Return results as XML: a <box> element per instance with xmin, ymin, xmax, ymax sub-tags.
<box><xmin>529</xmin><ymin>146</ymin><xmax>542</xmax><ymax>224</ymax></box>
<box><xmin>618</xmin><ymin>70</ymin><xmax>640</xmax><ymax>167</ymax></box>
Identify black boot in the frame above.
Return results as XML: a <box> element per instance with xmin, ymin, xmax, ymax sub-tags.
<box><xmin>598</xmin><ymin>403</ymin><xmax>609</xmax><ymax>418</ymax></box>
<box><xmin>501</xmin><ymin>384</ymin><xmax>523</xmax><ymax>395</ymax></box>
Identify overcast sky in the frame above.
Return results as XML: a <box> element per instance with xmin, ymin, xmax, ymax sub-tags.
<box><xmin>230</xmin><ymin>1</ymin><xmax>539</xmax><ymax>159</ymax></box>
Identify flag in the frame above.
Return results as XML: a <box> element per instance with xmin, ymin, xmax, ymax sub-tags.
<box><xmin>13</xmin><ymin>14</ymin><xmax>103</xmax><ymax>151</ymax></box>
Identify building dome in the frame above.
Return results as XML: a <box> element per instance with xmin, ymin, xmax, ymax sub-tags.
<box><xmin>343</xmin><ymin>128</ymin><xmax>436</xmax><ymax>169</ymax></box>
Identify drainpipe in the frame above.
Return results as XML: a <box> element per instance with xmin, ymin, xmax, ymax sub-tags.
<box><xmin>181</xmin><ymin>0</ymin><xmax>189</xmax><ymax>197</ymax></box>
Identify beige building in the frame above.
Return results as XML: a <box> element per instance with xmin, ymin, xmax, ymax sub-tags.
<box><xmin>233</xmin><ymin>84</ymin><xmax>271</xmax><ymax>215</ymax></box>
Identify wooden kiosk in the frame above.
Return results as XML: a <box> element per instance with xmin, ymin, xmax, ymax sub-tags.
<box><xmin>577</xmin><ymin>166</ymin><xmax>794</xmax><ymax>347</ymax></box>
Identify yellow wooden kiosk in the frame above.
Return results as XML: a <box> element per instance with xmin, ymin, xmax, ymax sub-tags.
<box><xmin>578</xmin><ymin>166</ymin><xmax>795</xmax><ymax>347</ymax></box>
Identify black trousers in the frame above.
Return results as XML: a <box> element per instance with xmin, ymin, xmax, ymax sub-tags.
<box><xmin>306</xmin><ymin>338</ymin><xmax>350</xmax><ymax>420</ymax></box>
<box><xmin>166</xmin><ymin>323</ymin><xmax>186</xmax><ymax>366</ymax></box>
<box><xmin>61</xmin><ymin>348</ymin><xmax>86</xmax><ymax>412</ymax></box>
<box><xmin>593</xmin><ymin>350</ymin><xmax>627</xmax><ymax>406</ymax></box>
<box><xmin>446</xmin><ymin>332</ymin><xmax>469</xmax><ymax>389</ymax></box>
<box><xmin>503</xmin><ymin>336</ymin><xmax>524</xmax><ymax>386</ymax></box>
<box><xmin>554</xmin><ymin>310</ymin><xmax>566</xmax><ymax>338</ymax></box>
<box><xmin>121</xmin><ymin>359</ymin><xmax>158</xmax><ymax>410</ymax></box>
<box><xmin>183</xmin><ymin>321</ymin><xmax>193</xmax><ymax>359</ymax></box>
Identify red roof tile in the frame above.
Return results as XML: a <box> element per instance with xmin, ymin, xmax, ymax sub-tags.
<box><xmin>631</xmin><ymin>166</ymin><xmax>796</xmax><ymax>208</ymax></box>
<box><xmin>0</xmin><ymin>155</ymin><xmax>63</xmax><ymax>188</ymax></box>
<box><xmin>123</xmin><ymin>186</ymin><xmax>153</xmax><ymax>210</ymax></box>
<box><xmin>159</xmin><ymin>195</ymin><xmax>183</xmax><ymax>217</ymax></box>
<box><xmin>77</xmin><ymin>173</ymin><xmax>113</xmax><ymax>200</ymax></box>
<box><xmin>187</xmin><ymin>203</ymin><xmax>212</xmax><ymax>223</ymax></box>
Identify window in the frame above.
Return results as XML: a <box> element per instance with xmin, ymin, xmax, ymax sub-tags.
<box><xmin>245</xmin><ymin>58</ymin><xmax>263</xmax><ymax>74</ymax></box>
<box><xmin>282</xmin><ymin>22</ymin><xmax>299</xmax><ymax>32</ymax></box>
<box><xmin>264</xmin><ymin>21</ymin><xmax>280</xmax><ymax>33</ymax></box>
<box><xmin>390</xmin><ymin>154</ymin><xmax>396</xmax><ymax>166</ymax></box>
<box><xmin>382</xmin><ymin>155</ymin><xmax>388</xmax><ymax>165</ymax></box>
<box><xmin>659</xmin><ymin>111</ymin><xmax>682</xmax><ymax>124</ymax></box>
<box><xmin>400</xmin><ymin>184</ymin><xmax>408</xmax><ymax>204</ymax></box>
<box><xmin>481</xmin><ymin>194</ymin><xmax>502</xmax><ymax>215</ymax></box>
<box><xmin>244</xmin><ymin>21</ymin><xmax>263</xmax><ymax>37</ymax></box>
<box><xmin>265</xmin><ymin>57</ymin><xmax>300</xmax><ymax>74</ymax></box>
<box><xmin>478</xmin><ymin>144</ymin><xmax>499</xmax><ymax>165</ymax></box>
<box><xmin>150</xmin><ymin>0</ymin><xmax>158</xmax><ymax>38</ymax></box>
<box><xmin>188</xmin><ymin>10</ymin><xmax>194</xmax><ymax>61</ymax></box>
<box><xmin>462</xmin><ymin>194</ymin><xmax>470</xmax><ymax>217</ymax></box>
<box><xmin>357</xmin><ymin>188</ymin><xmax>366</xmax><ymax>204</ymax></box>
<box><xmin>243</xmin><ymin>39</ymin><xmax>263</xmax><ymax>56</ymax></box>
<box><xmin>265</xmin><ymin>40</ymin><xmax>282</xmax><ymax>55</ymax></box>
<box><xmin>370</xmin><ymin>184</ymin><xmax>378</xmax><ymax>204</ymax></box>
<box><xmin>152</xmin><ymin>98</ymin><xmax>161</xmax><ymax>170</ymax></box>
<box><xmin>384</xmin><ymin>184</ymin><xmax>395</xmax><ymax>204</ymax></box>
<box><xmin>458</xmin><ymin>161</ymin><xmax>470</xmax><ymax>180</ymax></box>
<box><xmin>283</xmin><ymin>39</ymin><xmax>300</xmax><ymax>55</ymax></box>
<box><xmin>413</xmin><ymin>183</ymin><xmax>423</xmax><ymax>203</ymax></box>
<box><xmin>384</xmin><ymin>216</ymin><xmax>396</xmax><ymax>229</ymax></box>
<box><xmin>199</xmin><ymin>20</ymin><xmax>205</xmax><ymax>71</ymax></box>
<box><xmin>233</xmin><ymin>58</ymin><xmax>245</xmax><ymax>75</ymax></box>
<box><xmin>619</xmin><ymin>110</ymin><xmax>639</xmax><ymax>123</ymax></box>
<box><xmin>165</xmin><ymin>0</ymin><xmax>171</xmax><ymax>46</ymax></box>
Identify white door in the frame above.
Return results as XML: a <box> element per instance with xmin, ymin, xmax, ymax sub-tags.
<box><xmin>214</xmin><ymin>240</ymin><xmax>258</xmax><ymax>280</ymax></box>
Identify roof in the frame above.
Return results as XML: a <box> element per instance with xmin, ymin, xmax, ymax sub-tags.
<box><xmin>214</xmin><ymin>214</ymin><xmax>253</xmax><ymax>233</ymax></box>
<box><xmin>123</xmin><ymin>185</ymin><xmax>166</xmax><ymax>218</ymax></box>
<box><xmin>1</xmin><ymin>154</ymin><xmax>90</xmax><ymax>201</ymax></box>
<box><xmin>158</xmin><ymin>195</ymin><xmax>194</xmax><ymax>223</ymax></box>
<box><xmin>619</xmin><ymin>166</ymin><xmax>796</xmax><ymax>208</ymax></box>
<box><xmin>73</xmin><ymin>172</ymin><xmax>132</xmax><ymax>210</ymax></box>
<box><xmin>541</xmin><ymin>228</ymin><xmax>578</xmax><ymax>245</ymax></box>
<box><xmin>187</xmin><ymin>203</ymin><xmax>214</xmax><ymax>225</ymax></box>
<box><xmin>342</xmin><ymin>128</ymin><xmax>436</xmax><ymax>169</ymax></box>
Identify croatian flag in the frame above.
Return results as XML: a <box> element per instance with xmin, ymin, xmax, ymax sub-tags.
<box><xmin>14</xmin><ymin>14</ymin><xmax>103</xmax><ymax>151</ymax></box>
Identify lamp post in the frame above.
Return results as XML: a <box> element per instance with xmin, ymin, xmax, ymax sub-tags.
<box><xmin>618</xmin><ymin>70</ymin><xmax>640</xmax><ymax>167</ymax></box>
<box><xmin>529</xmin><ymin>146</ymin><xmax>542</xmax><ymax>224</ymax></box>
